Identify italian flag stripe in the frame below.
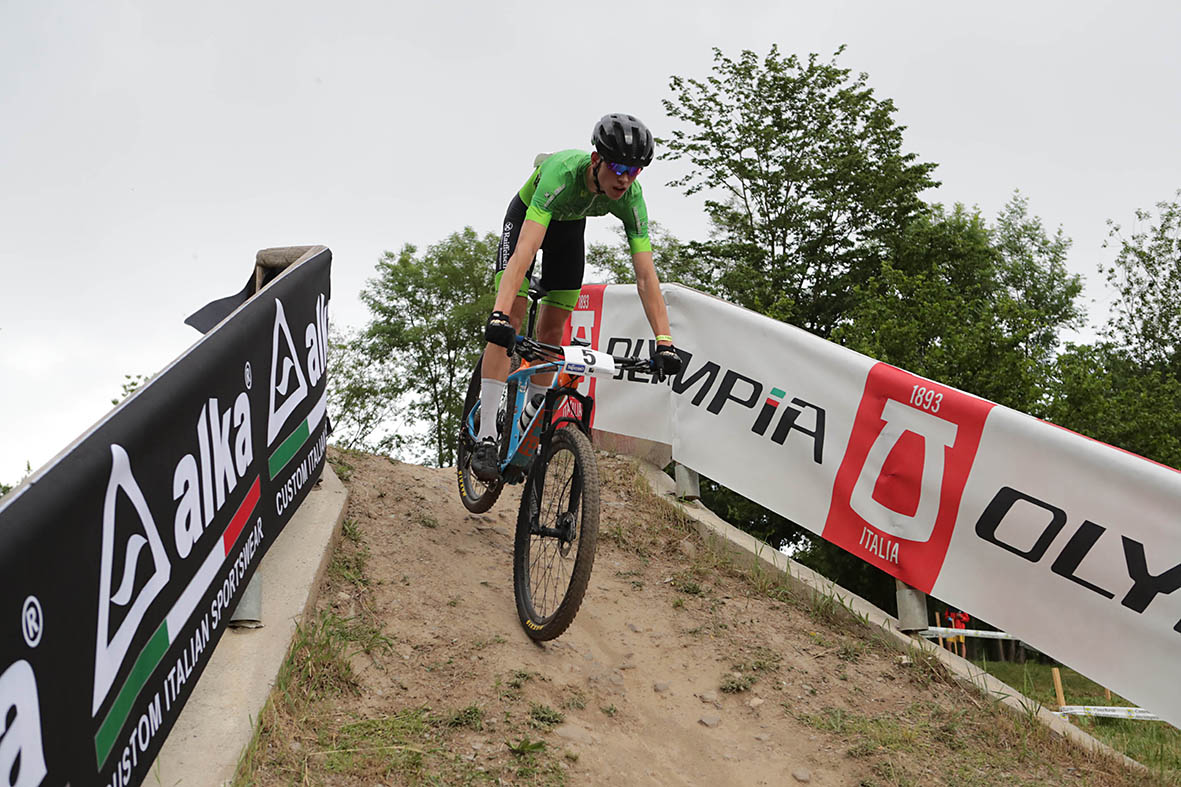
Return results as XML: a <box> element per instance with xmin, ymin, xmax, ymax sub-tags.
<box><xmin>267</xmin><ymin>391</ymin><xmax>327</xmax><ymax>479</ymax></box>
<box><xmin>222</xmin><ymin>476</ymin><xmax>261</xmax><ymax>553</ymax></box>
<box><xmin>95</xmin><ymin>475</ymin><xmax>261</xmax><ymax>766</ymax></box>
<box><xmin>94</xmin><ymin>622</ymin><xmax>169</xmax><ymax>764</ymax></box>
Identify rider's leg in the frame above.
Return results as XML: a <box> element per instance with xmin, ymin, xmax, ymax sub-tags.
<box><xmin>529</xmin><ymin>304</ymin><xmax>572</xmax><ymax>388</ymax></box>
<box><xmin>477</xmin><ymin>295</ymin><xmax>528</xmax><ymax>441</ymax></box>
<box><xmin>526</xmin><ymin>214</ymin><xmax>585</xmax><ymax>397</ymax></box>
<box><xmin>477</xmin><ymin>196</ymin><xmax>531</xmax><ymax>446</ymax></box>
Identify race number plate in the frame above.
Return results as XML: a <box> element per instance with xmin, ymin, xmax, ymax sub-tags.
<box><xmin>562</xmin><ymin>346</ymin><xmax>616</xmax><ymax>377</ymax></box>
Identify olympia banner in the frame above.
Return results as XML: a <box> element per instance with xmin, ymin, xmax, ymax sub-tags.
<box><xmin>0</xmin><ymin>250</ymin><xmax>331</xmax><ymax>787</ymax></box>
<box><xmin>571</xmin><ymin>283</ymin><xmax>1181</xmax><ymax>729</ymax></box>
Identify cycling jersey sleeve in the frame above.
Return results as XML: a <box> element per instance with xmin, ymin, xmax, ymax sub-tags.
<box><xmin>522</xmin><ymin>156</ymin><xmax>575</xmax><ymax>229</ymax></box>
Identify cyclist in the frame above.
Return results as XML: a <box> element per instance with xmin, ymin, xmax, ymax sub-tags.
<box><xmin>471</xmin><ymin>113</ymin><xmax>683</xmax><ymax>482</ymax></box>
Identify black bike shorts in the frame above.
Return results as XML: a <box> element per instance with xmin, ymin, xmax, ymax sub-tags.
<box><xmin>494</xmin><ymin>195</ymin><xmax>585</xmax><ymax>310</ymax></box>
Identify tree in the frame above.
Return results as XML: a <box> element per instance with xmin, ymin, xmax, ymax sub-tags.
<box><xmin>354</xmin><ymin>228</ymin><xmax>497</xmax><ymax>466</ymax></box>
<box><xmin>834</xmin><ymin>193</ymin><xmax>1084</xmax><ymax>414</ymax></box>
<box><xmin>1101</xmin><ymin>192</ymin><xmax>1181</xmax><ymax>372</ymax></box>
<box><xmin>661</xmin><ymin>45</ymin><xmax>938</xmax><ymax>336</ymax></box>
<box><xmin>1046</xmin><ymin>343</ymin><xmax>1181</xmax><ymax>468</ymax></box>
<box><xmin>587</xmin><ymin>221</ymin><xmax>714</xmax><ymax>292</ymax></box>
<box><xmin>327</xmin><ymin>327</ymin><xmax>409</xmax><ymax>455</ymax></box>
<box><xmin>1046</xmin><ymin>193</ymin><xmax>1181</xmax><ymax>468</ymax></box>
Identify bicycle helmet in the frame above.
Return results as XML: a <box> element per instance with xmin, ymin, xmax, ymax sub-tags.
<box><xmin>592</xmin><ymin>113</ymin><xmax>655</xmax><ymax>167</ymax></box>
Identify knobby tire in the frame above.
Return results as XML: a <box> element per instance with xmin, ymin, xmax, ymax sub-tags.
<box><xmin>513</xmin><ymin>425</ymin><xmax>600</xmax><ymax>640</ymax></box>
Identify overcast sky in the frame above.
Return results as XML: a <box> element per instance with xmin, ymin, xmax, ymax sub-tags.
<box><xmin>2</xmin><ymin>0</ymin><xmax>1179</xmax><ymax>483</ymax></box>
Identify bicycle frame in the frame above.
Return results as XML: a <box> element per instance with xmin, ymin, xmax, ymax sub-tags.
<box><xmin>463</xmin><ymin>347</ymin><xmax>593</xmax><ymax>485</ymax></box>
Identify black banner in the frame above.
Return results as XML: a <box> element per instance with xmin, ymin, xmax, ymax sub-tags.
<box><xmin>0</xmin><ymin>250</ymin><xmax>331</xmax><ymax>786</ymax></box>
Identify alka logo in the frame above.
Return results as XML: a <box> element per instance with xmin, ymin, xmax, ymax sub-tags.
<box><xmin>822</xmin><ymin>364</ymin><xmax>994</xmax><ymax>592</ymax></box>
<box><xmin>94</xmin><ymin>393</ymin><xmax>255</xmax><ymax>714</ymax></box>
<box><xmin>267</xmin><ymin>295</ymin><xmax>327</xmax><ymax>447</ymax></box>
<box><xmin>0</xmin><ymin>660</ymin><xmax>48</xmax><ymax>787</ymax></box>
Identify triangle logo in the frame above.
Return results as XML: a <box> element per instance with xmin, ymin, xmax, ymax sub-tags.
<box><xmin>92</xmin><ymin>445</ymin><xmax>171</xmax><ymax>715</ymax></box>
<box><xmin>267</xmin><ymin>298</ymin><xmax>308</xmax><ymax>446</ymax></box>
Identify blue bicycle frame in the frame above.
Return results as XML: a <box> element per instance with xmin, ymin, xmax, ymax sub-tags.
<box><xmin>463</xmin><ymin>338</ymin><xmax>652</xmax><ymax>484</ymax></box>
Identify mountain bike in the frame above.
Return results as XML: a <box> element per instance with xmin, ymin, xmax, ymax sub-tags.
<box><xmin>456</xmin><ymin>286</ymin><xmax>656</xmax><ymax>640</ymax></box>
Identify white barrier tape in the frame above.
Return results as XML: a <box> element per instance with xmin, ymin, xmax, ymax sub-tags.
<box><xmin>1054</xmin><ymin>706</ymin><xmax>1161</xmax><ymax>721</ymax></box>
<box><xmin>919</xmin><ymin>627</ymin><xmax>1019</xmax><ymax>641</ymax></box>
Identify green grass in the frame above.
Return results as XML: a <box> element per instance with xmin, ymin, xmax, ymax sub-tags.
<box><xmin>528</xmin><ymin>703</ymin><xmax>564</xmax><ymax>730</ymax></box>
<box><xmin>975</xmin><ymin>659</ymin><xmax>1181</xmax><ymax>778</ymax></box>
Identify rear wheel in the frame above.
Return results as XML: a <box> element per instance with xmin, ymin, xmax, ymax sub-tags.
<box><xmin>456</xmin><ymin>353</ymin><xmax>503</xmax><ymax>513</ymax></box>
<box><xmin>513</xmin><ymin>426</ymin><xmax>600</xmax><ymax>640</ymax></box>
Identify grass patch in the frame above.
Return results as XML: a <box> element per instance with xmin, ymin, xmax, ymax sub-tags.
<box><xmin>322</xmin><ymin>709</ymin><xmax>432</xmax><ymax>779</ymax></box>
<box><xmin>671</xmin><ymin>573</ymin><xmax>705</xmax><ymax>596</ymax></box>
<box><xmin>326</xmin><ymin>448</ymin><xmax>355</xmax><ymax>482</ymax></box>
<box><xmin>435</xmin><ymin>704</ymin><xmax>484</xmax><ymax>730</ymax></box>
<box><xmin>975</xmin><ymin>659</ymin><xmax>1181</xmax><ymax>778</ymax></box>
<box><xmin>720</xmin><ymin>673</ymin><xmax>756</xmax><ymax>693</ymax></box>
<box><xmin>563</xmin><ymin>688</ymin><xmax>587</xmax><ymax>710</ymax></box>
<box><xmin>329</xmin><ymin>539</ymin><xmax>370</xmax><ymax>587</ymax></box>
<box><xmin>528</xmin><ymin>703</ymin><xmax>564</xmax><ymax>730</ymax></box>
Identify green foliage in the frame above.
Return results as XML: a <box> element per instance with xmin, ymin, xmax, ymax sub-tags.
<box><xmin>976</xmin><ymin>660</ymin><xmax>1181</xmax><ymax>777</ymax></box>
<box><xmin>1046</xmin><ymin>343</ymin><xmax>1181</xmax><ymax>469</ymax></box>
<box><xmin>346</xmin><ymin>227</ymin><xmax>497</xmax><ymax>466</ymax></box>
<box><xmin>587</xmin><ymin>221</ymin><xmax>714</xmax><ymax>291</ymax></box>
<box><xmin>0</xmin><ymin>461</ymin><xmax>32</xmax><ymax>498</ymax></box>
<box><xmin>111</xmin><ymin>373</ymin><xmax>150</xmax><ymax>405</ymax></box>
<box><xmin>834</xmin><ymin>194</ymin><xmax>1084</xmax><ymax>414</ymax></box>
<box><xmin>1102</xmin><ymin>192</ymin><xmax>1181</xmax><ymax>369</ymax></box>
<box><xmin>661</xmin><ymin>45</ymin><xmax>938</xmax><ymax>336</ymax></box>
<box><xmin>327</xmin><ymin>327</ymin><xmax>407</xmax><ymax>455</ymax></box>
<box><xmin>1045</xmin><ymin>194</ymin><xmax>1181</xmax><ymax>469</ymax></box>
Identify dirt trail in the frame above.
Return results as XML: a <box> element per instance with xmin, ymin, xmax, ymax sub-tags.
<box><xmin>244</xmin><ymin>448</ymin><xmax>1147</xmax><ymax>786</ymax></box>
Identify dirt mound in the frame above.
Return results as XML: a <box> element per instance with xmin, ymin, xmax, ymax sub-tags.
<box><xmin>238</xmin><ymin>448</ymin><xmax>1147</xmax><ymax>786</ymax></box>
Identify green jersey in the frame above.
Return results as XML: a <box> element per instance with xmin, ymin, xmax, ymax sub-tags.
<box><xmin>517</xmin><ymin>149</ymin><xmax>652</xmax><ymax>254</ymax></box>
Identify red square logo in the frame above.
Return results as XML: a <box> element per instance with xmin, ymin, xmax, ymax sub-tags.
<box><xmin>822</xmin><ymin>364</ymin><xmax>994</xmax><ymax>592</ymax></box>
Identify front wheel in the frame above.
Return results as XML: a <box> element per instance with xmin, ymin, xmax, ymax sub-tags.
<box><xmin>513</xmin><ymin>426</ymin><xmax>600</xmax><ymax>640</ymax></box>
<box><xmin>456</xmin><ymin>353</ymin><xmax>504</xmax><ymax>513</ymax></box>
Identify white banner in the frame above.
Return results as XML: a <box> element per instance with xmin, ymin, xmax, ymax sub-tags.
<box><xmin>566</xmin><ymin>283</ymin><xmax>1181</xmax><ymax>730</ymax></box>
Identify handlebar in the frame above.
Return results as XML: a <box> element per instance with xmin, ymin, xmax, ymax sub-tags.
<box><xmin>513</xmin><ymin>335</ymin><xmax>661</xmax><ymax>376</ymax></box>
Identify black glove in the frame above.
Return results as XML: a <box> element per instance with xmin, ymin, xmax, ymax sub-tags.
<box><xmin>653</xmin><ymin>343</ymin><xmax>682</xmax><ymax>381</ymax></box>
<box><xmin>485</xmin><ymin>310</ymin><xmax>515</xmax><ymax>350</ymax></box>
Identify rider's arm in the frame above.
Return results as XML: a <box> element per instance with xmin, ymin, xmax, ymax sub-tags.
<box><xmin>631</xmin><ymin>250</ymin><xmax>673</xmax><ymax>346</ymax></box>
<box><xmin>494</xmin><ymin>219</ymin><xmax>546</xmax><ymax>314</ymax></box>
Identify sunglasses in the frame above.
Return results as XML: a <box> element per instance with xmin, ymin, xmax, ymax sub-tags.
<box><xmin>605</xmin><ymin>160</ymin><xmax>643</xmax><ymax>178</ymax></box>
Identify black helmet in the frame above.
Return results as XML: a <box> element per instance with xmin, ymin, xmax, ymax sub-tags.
<box><xmin>592</xmin><ymin>113</ymin><xmax>654</xmax><ymax>167</ymax></box>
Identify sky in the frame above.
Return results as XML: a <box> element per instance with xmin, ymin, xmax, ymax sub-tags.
<box><xmin>2</xmin><ymin>0</ymin><xmax>1179</xmax><ymax>483</ymax></box>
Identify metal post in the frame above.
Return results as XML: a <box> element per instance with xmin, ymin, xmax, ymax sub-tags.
<box><xmin>230</xmin><ymin>573</ymin><xmax>263</xmax><ymax>628</ymax></box>
<box><xmin>894</xmin><ymin>579</ymin><xmax>927</xmax><ymax>633</ymax></box>
<box><xmin>674</xmin><ymin>463</ymin><xmax>700</xmax><ymax>501</ymax></box>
